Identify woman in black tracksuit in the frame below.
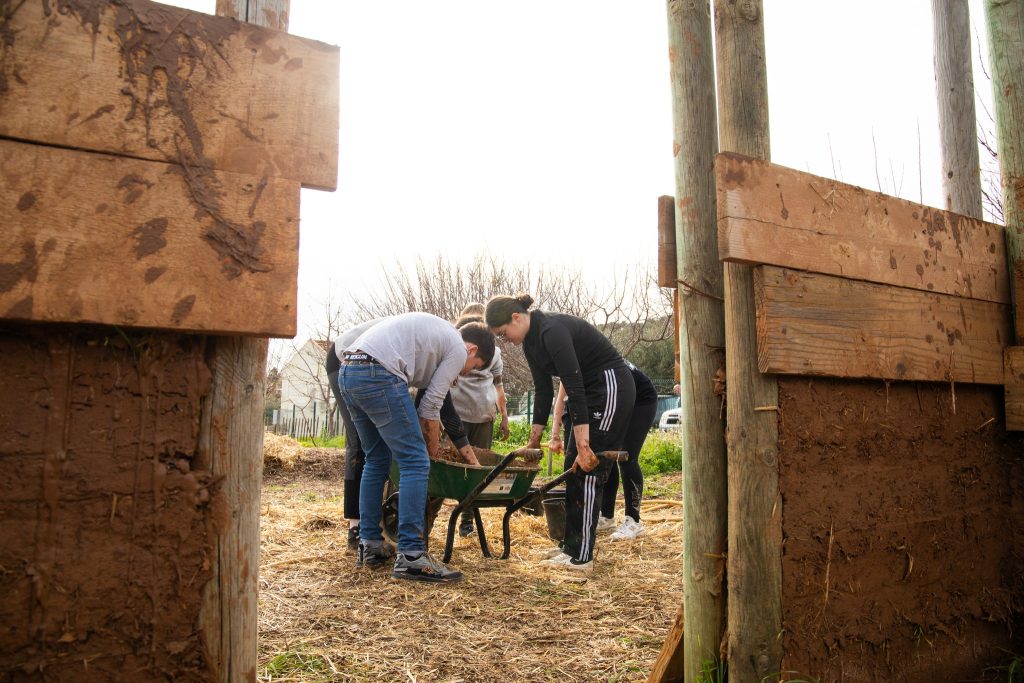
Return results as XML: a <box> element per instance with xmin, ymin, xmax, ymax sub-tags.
<box><xmin>485</xmin><ymin>293</ymin><xmax>636</xmax><ymax>569</ymax></box>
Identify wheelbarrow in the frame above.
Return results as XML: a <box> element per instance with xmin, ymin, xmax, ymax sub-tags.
<box><xmin>383</xmin><ymin>448</ymin><xmax>543</xmax><ymax>563</ymax></box>
<box><xmin>382</xmin><ymin>448</ymin><xmax>627</xmax><ymax>563</ymax></box>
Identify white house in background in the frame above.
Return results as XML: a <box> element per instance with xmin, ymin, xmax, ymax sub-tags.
<box><xmin>278</xmin><ymin>339</ymin><xmax>332</xmax><ymax>423</ymax></box>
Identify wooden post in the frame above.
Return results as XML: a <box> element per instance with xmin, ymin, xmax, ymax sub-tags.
<box><xmin>714</xmin><ymin>1</ymin><xmax>782</xmax><ymax>681</ymax></box>
<box><xmin>215</xmin><ymin>0</ymin><xmax>290</xmax><ymax>30</ymax></box>
<box><xmin>658</xmin><ymin>195</ymin><xmax>679</xmax><ymax>287</ymax></box>
<box><xmin>666</xmin><ymin>2</ymin><xmax>727</xmax><ymax>681</ymax></box>
<box><xmin>196</xmin><ymin>3</ymin><xmax>290</xmax><ymax>681</ymax></box>
<box><xmin>196</xmin><ymin>337</ymin><xmax>268</xmax><ymax>683</ymax></box>
<box><xmin>933</xmin><ymin>0</ymin><xmax>984</xmax><ymax>219</ymax></box>
<box><xmin>985</xmin><ymin>0</ymin><xmax>1024</xmax><ymax>345</ymax></box>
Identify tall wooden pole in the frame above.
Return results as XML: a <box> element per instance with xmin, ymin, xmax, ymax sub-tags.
<box><xmin>933</xmin><ymin>0</ymin><xmax>984</xmax><ymax>219</ymax></box>
<box><xmin>666</xmin><ymin>2</ymin><xmax>727</xmax><ymax>681</ymax></box>
<box><xmin>985</xmin><ymin>0</ymin><xmax>1024</xmax><ymax>344</ymax></box>
<box><xmin>196</xmin><ymin>3</ymin><xmax>288</xmax><ymax>681</ymax></box>
<box><xmin>714</xmin><ymin>2</ymin><xmax>782</xmax><ymax>681</ymax></box>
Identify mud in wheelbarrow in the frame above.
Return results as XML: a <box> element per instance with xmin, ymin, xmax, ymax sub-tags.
<box><xmin>382</xmin><ymin>447</ymin><xmax>544</xmax><ymax>562</ymax></box>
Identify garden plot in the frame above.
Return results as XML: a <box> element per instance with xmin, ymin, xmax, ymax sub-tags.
<box><xmin>258</xmin><ymin>446</ymin><xmax>683</xmax><ymax>682</ymax></box>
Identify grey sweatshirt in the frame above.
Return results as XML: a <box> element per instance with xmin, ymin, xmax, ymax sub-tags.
<box><xmin>333</xmin><ymin>318</ymin><xmax>385</xmax><ymax>360</ymax></box>
<box><xmin>450</xmin><ymin>347</ymin><xmax>503</xmax><ymax>423</ymax></box>
<box><xmin>345</xmin><ymin>312</ymin><xmax>467</xmax><ymax>421</ymax></box>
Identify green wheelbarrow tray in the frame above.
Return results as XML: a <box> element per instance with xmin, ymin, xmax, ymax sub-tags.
<box><xmin>383</xmin><ymin>448</ymin><xmax>545</xmax><ymax>563</ymax></box>
<box><xmin>388</xmin><ymin>449</ymin><xmax>541</xmax><ymax>501</ymax></box>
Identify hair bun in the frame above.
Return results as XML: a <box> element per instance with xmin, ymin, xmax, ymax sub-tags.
<box><xmin>515</xmin><ymin>293</ymin><xmax>534</xmax><ymax>309</ymax></box>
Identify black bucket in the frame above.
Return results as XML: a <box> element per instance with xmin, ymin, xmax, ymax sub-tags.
<box><xmin>542</xmin><ymin>497</ymin><xmax>566</xmax><ymax>541</ymax></box>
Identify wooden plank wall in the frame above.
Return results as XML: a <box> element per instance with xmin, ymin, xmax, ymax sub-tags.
<box><xmin>0</xmin><ymin>0</ymin><xmax>339</xmax><ymax>337</ymax></box>
<box><xmin>718</xmin><ymin>153</ymin><xmax>1009</xmax><ymax>304</ymax></box>
<box><xmin>0</xmin><ymin>0</ymin><xmax>337</xmax><ymax>190</ymax></box>
<box><xmin>718</xmin><ymin>153</ymin><xmax>1014</xmax><ymax>386</ymax></box>
<box><xmin>755</xmin><ymin>267</ymin><xmax>1011</xmax><ymax>384</ymax></box>
<box><xmin>2</xmin><ymin>139</ymin><xmax>299</xmax><ymax>335</ymax></box>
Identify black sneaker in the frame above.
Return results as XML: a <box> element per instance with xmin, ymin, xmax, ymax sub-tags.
<box><xmin>356</xmin><ymin>540</ymin><xmax>394</xmax><ymax>569</ymax></box>
<box><xmin>347</xmin><ymin>527</ymin><xmax>359</xmax><ymax>550</ymax></box>
<box><xmin>391</xmin><ymin>552</ymin><xmax>463</xmax><ymax>583</ymax></box>
<box><xmin>458</xmin><ymin>514</ymin><xmax>474</xmax><ymax>538</ymax></box>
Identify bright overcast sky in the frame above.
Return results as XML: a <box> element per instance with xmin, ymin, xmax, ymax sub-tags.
<box><xmin>163</xmin><ymin>0</ymin><xmax>996</xmax><ymax>344</ymax></box>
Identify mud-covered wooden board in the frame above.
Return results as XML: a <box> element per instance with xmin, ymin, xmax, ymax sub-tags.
<box><xmin>0</xmin><ymin>0</ymin><xmax>338</xmax><ymax>190</ymax></box>
<box><xmin>0</xmin><ymin>138</ymin><xmax>300</xmax><ymax>336</ymax></box>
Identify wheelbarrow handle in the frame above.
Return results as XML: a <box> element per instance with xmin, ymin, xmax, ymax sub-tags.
<box><xmin>597</xmin><ymin>450</ymin><xmax>629</xmax><ymax>462</ymax></box>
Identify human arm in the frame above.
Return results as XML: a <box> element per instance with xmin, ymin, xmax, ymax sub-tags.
<box><xmin>495</xmin><ymin>380</ymin><xmax>509</xmax><ymax>441</ymax></box>
<box><xmin>419</xmin><ymin>417</ymin><xmax>442</xmax><ymax>459</ymax></box>
<box><xmin>547</xmin><ymin>382</ymin><xmax>567</xmax><ymax>454</ymax></box>
<box><xmin>571</xmin><ymin>423</ymin><xmax>597</xmax><ymax>472</ymax></box>
<box><xmin>526</xmin><ymin>360</ymin><xmax>553</xmax><ymax>449</ymax></box>
<box><xmin>439</xmin><ymin>391</ymin><xmax>479</xmax><ymax>465</ymax></box>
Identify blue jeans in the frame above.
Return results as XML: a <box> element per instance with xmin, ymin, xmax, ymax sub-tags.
<box><xmin>338</xmin><ymin>363</ymin><xmax>429</xmax><ymax>554</ymax></box>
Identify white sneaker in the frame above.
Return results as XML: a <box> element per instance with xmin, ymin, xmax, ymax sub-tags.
<box><xmin>543</xmin><ymin>553</ymin><xmax>594</xmax><ymax>574</ymax></box>
<box><xmin>541</xmin><ymin>552</ymin><xmax>571</xmax><ymax>565</ymax></box>
<box><xmin>610</xmin><ymin>517</ymin><xmax>645</xmax><ymax>541</ymax></box>
<box><xmin>596</xmin><ymin>516</ymin><xmax>616</xmax><ymax>533</ymax></box>
<box><xmin>540</xmin><ymin>546</ymin><xmax>566</xmax><ymax>560</ymax></box>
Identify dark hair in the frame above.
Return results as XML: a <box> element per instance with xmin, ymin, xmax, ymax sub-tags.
<box><xmin>485</xmin><ymin>293</ymin><xmax>534</xmax><ymax>328</ymax></box>
<box><xmin>459</xmin><ymin>321</ymin><xmax>495</xmax><ymax>367</ymax></box>
<box><xmin>455</xmin><ymin>314</ymin><xmax>484</xmax><ymax>329</ymax></box>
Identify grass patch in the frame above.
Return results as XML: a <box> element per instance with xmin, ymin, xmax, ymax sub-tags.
<box><xmin>697</xmin><ymin>657</ymin><xmax>726</xmax><ymax>683</ymax></box>
<box><xmin>262</xmin><ymin>650</ymin><xmax>332</xmax><ymax>681</ymax></box>
<box><xmin>297</xmin><ymin>435</ymin><xmax>346</xmax><ymax>449</ymax></box>
<box><xmin>497</xmin><ymin>426</ymin><xmax>682</xmax><ymax>481</ymax></box>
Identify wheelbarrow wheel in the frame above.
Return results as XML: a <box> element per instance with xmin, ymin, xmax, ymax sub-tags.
<box><xmin>381</xmin><ymin>479</ymin><xmax>444</xmax><ymax>548</ymax></box>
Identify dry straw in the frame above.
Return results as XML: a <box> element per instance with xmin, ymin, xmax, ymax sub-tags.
<box><xmin>259</xmin><ymin>441</ymin><xmax>683</xmax><ymax>682</ymax></box>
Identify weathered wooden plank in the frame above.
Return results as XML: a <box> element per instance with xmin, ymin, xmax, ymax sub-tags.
<box><xmin>0</xmin><ymin>0</ymin><xmax>338</xmax><ymax>190</ymax></box>
<box><xmin>755</xmin><ymin>266</ymin><xmax>1012</xmax><ymax>384</ymax></box>
<box><xmin>717</xmin><ymin>153</ymin><xmax>1010</xmax><ymax>304</ymax></box>
<box><xmin>0</xmin><ymin>138</ymin><xmax>299</xmax><ymax>336</ymax></box>
<box><xmin>647</xmin><ymin>604</ymin><xmax>685</xmax><ymax>683</ymax></box>
<box><xmin>1007</xmin><ymin>347</ymin><xmax>1024</xmax><ymax>431</ymax></box>
<box><xmin>1016</xmin><ymin>265</ymin><xmax>1024</xmax><ymax>347</ymax></box>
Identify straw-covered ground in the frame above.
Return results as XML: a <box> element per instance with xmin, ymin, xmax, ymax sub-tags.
<box><xmin>258</xmin><ymin>435</ymin><xmax>683</xmax><ymax>682</ymax></box>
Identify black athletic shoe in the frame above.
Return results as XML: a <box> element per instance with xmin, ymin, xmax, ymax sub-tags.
<box><xmin>458</xmin><ymin>516</ymin><xmax>474</xmax><ymax>538</ymax></box>
<box><xmin>356</xmin><ymin>540</ymin><xmax>394</xmax><ymax>569</ymax></box>
<box><xmin>391</xmin><ymin>552</ymin><xmax>463</xmax><ymax>583</ymax></box>
<box><xmin>347</xmin><ymin>527</ymin><xmax>359</xmax><ymax>551</ymax></box>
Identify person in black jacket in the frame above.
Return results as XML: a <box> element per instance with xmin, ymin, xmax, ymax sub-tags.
<box><xmin>485</xmin><ymin>293</ymin><xmax>636</xmax><ymax>572</ymax></box>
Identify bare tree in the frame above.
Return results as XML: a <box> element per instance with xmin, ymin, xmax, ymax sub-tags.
<box><xmin>340</xmin><ymin>253</ymin><xmax>674</xmax><ymax>395</ymax></box>
<box><xmin>275</xmin><ymin>291</ymin><xmax>351</xmax><ymax>426</ymax></box>
<box><xmin>974</xmin><ymin>22</ymin><xmax>1004</xmax><ymax>224</ymax></box>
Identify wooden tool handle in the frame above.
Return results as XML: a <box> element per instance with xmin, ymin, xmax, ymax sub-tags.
<box><xmin>598</xmin><ymin>450</ymin><xmax>629</xmax><ymax>462</ymax></box>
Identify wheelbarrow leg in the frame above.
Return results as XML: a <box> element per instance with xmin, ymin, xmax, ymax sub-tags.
<box><xmin>442</xmin><ymin>506</ymin><xmax>460</xmax><ymax>564</ymax></box>
<box><xmin>441</xmin><ymin>450</ymin><xmax>520</xmax><ymax>563</ymax></box>
<box><xmin>472</xmin><ymin>506</ymin><xmax>491</xmax><ymax>558</ymax></box>
<box><xmin>499</xmin><ymin>469</ymin><xmax>575</xmax><ymax>559</ymax></box>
